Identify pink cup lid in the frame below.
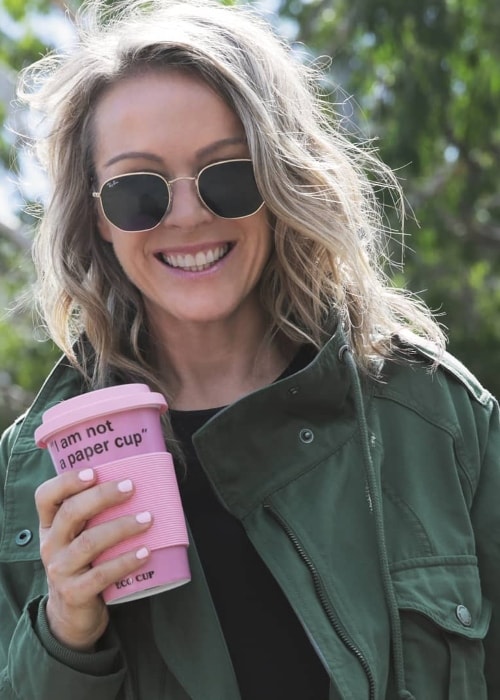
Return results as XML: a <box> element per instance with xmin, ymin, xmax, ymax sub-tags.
<box><xmin>35</xmin><ymin>383</ymin><xmax>167</xmax><ymax>448</ymax></box>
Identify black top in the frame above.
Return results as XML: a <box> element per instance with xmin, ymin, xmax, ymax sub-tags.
<box><xmin>170</xmin><ymin>347</ymin><xmax>330</xmax><ymax>700</ymax></box>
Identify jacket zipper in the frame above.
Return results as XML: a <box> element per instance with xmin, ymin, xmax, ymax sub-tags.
<box><xmin>264</xmin><ymin>502</ymin><xmax>376</xmax><ymax>700</ymax></box>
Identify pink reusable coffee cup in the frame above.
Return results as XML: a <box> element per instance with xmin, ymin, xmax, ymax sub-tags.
<box><xmin>34</xmin><ymin>384</ymin><xmax>190</xmax><ymax>604</ymax></box>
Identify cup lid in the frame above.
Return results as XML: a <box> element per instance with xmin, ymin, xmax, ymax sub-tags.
<box><xmin>35</xmin><ymin>383</ymin><xmax>167</xmax><ymax>447</ymax></box>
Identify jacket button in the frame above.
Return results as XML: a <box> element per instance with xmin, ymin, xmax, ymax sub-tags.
<box><xmin>299</xmin><ymin>428</ymin><xmax>314</xmax><ymax>444</ymax></box>
<box><xmin>455</xmin><ymin>604</ymin><xmax>472</xmax><ymax>627</ymax></box>
<box><xmin>15</xmin><ymin>529</ymin><xmax>33</xmax><ymax>546</ymax></box>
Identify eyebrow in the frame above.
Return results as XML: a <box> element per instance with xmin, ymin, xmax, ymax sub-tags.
<box><xmin>104</xmin><ymin>136</ymin><xmax>247</xmax><ymax>168</ymax></box>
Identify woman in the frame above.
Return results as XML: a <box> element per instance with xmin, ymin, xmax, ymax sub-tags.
<box><xmin>0</xmin><ymin>0</ymin><xmax>498</xmax><ymax>698</ymax></box>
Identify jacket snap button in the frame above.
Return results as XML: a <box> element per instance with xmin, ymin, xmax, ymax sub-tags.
<box><xmin>15</xmin><ymin>529</ymin><xmax>33</xmax><ymax>546</ymax></box>
<box><xmin>338</xmin><ymin>344</ymin><xmax>350</xmax><ymax>362</ymax></box>
<box><xmin>455</xmin><ymin>604</ymin><xmax>472</xmax><ymax>627</ymax></box>
<box><xmin>299</xmin><ymin>429</ymin><xmax>314</xmax><ymax>444</ymax></box>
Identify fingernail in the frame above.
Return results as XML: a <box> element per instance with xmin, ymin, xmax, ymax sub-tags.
<box><xmin>118</xmin><ymin>479</ymin><xmax>133</xmax><ymax>493</ymax></box>
<box><xmin>78</xmin><ymin>468</ymin><xmax>94</xmax><ymax>482</ymax></box>
<box><xmin>136</xmin><ymin>546</ymin><xmax>149</xmax><ymax>560</ymax></box>
<box><xmin>135</xmin><ymin>511</ymin><xmax>152</xmax><ymax>524</ymax></box>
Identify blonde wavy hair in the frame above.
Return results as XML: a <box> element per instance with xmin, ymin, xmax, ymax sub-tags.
<box><xmin>20</xmin><ymin>0</ymin><xmax>444</xmax><ymax>396</ymax></box>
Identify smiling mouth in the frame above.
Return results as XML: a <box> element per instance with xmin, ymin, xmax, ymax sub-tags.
<box><xmin>156</xmin><ymin>243</ymin><xmax>233</xmax><ymax>272</ymax></box>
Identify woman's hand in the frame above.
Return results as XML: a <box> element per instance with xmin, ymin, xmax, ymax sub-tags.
<box><xmin>35</xmin><ymin>468</ymin><xmax>153</xmax><ymax>651</ymax></box>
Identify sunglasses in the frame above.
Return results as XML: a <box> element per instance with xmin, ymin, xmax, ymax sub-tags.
<box><xmin>92</xmin><ymin>158</ymin><xmax>264</xmax><ymax>232</ymax></box>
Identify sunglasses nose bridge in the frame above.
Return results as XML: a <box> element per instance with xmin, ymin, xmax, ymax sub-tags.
<box><xmin>166</xmin><ymin>175</ymin><xmax>201</xmax><ymax>211</ymax></box>
<box><xmin>163</xmin><ymin>173</ymin><xmax>212</xmax><ymax>222</ymax></box>
<box><xmin>167</xmin><ymin>175</ymin><xmax>197</xmax><ymax>186</ymax></box>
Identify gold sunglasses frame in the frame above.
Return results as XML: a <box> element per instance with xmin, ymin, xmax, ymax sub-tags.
<box><xmin>92</xmin><ymin>158</ymin><xmax>265</xmax><ymax>231</ymax></box>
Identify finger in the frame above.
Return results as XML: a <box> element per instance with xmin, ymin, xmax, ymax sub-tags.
<box><xmin>51</xmin><ymin>543</ymin><xmax>152</xmax><ymax>606</ymax></box>
<box><xmin>35</xmin><ymin>468</ymin><xmax>97</xmax><ymax>529</ymax></box>
<box><xmin>42</xmin><ymin>476</ymin><xmax>137</xmax><ymax>546</ymax></box>
<box><xmin>46</xmin><ymin>510</ymin><xmax>153</xmax><ymax>579</ymax></box>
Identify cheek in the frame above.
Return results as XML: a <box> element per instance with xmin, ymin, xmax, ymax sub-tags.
<box><xmin>257</xmin><ymin>220</ymin><xmax>274</xmax><ymax>260</ymax></box>
<box><xmin>96</xmin><ymin>210</ymin><xmax>114</xmax><ymax>243</ymax></box>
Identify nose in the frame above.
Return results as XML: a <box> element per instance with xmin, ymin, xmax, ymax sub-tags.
<box><xmin>164</xmin><ymin>176</ymin><xmax>213</xmax><ymax>229</ymax></box>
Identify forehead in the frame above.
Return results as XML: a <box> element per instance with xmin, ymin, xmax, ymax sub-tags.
<box><xmin>92</xmin><ymin>70</ymin><xmax>246</xmax><ymax>169</ymax></box>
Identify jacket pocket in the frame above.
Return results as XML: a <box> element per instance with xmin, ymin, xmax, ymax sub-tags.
<box><xmin>391</xmin><ymin>559</ymin><xmax>491</xmax><ymax>700</ymax></box>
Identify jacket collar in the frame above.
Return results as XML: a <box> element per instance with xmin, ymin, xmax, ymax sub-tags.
<box><xmin>192</xmin><ymin>327</ymin><xmax>358</xmax><ymax>519</ymax></box>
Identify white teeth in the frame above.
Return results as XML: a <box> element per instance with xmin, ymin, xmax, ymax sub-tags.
<box><xmin>162</xmin><ymin>244</ymin><xmax>230</xmax><ymax>271</ymax></box>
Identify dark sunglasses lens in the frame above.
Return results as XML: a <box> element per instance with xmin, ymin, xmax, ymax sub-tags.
<box><xmin>100</xmin><ymin>174</ymin><xmax>169</xmax><ymax>231</ymax></box>
<box><xmin>199</xmin><ymin>161</ymin><xmax>263</xmax><ymax>218</ymax></box>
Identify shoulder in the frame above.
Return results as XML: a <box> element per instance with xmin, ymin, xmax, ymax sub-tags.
<box><xmin>395</xmin><ymin>333</ymin><xmax>491</xmax><ymax>405</ymax></box>
<box><xmin>0</xmin><ymin>355</ymin><xmax>85</xmax><ymax>467</ymax></box>
<box><xmin>369</xmin><ymin>336</ymin><xmax>498</xmax><ymax>491</ymax></box>
<box><xmin>370</xmin><ymin>334</ymin><xmax>496</xmax><ymax>457</ymax></box>
<box><xmin>376</xmin><ymin>333</ymin><xmax>493</xmax><ymax>408</ymax></box>
<box><xmin>0</xmin><ymin>419</ymin><xmax>25</xmax><ymax>473</ymax></box>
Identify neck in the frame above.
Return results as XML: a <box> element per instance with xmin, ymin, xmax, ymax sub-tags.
<box><xmin>149</xmin><ymin>311</ymin><xmax>296</xmax><ymax>410</ymax></box>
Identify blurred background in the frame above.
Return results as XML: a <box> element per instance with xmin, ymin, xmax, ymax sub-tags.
<box><xmin>1</xmin><ymin>0</ymin><xmax>499</xmax><ymax>432</ymax></box>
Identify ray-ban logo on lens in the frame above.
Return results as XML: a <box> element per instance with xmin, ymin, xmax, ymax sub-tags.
<box><xmin>107</xmin><ymin>179</ymin><xmax>120</xmax><ymax>189</ymax></box>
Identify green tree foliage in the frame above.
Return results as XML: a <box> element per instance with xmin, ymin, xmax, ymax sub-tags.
<box><xmin>0</xmin><ymin>0</ymin><xmax>499</xmax><ymax>432</ymax></box>
<box><xmin>0</xmin><ymin>0</ymin><xmax>66</xmax><ymax>430</ymax></box>
<box><xmin>277</xmin><ymin>0</ymin><xmax>500</xmax><ymax>392</ymax></box>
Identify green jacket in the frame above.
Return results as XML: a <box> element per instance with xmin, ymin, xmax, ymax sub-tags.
<box><xmin>0</xmin><ymin>330</ymin><xmax>499</xmax><ymax>699</ymax></box>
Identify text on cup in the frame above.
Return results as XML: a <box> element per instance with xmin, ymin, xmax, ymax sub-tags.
<box><xmin>49</xmin><ymin>420</ymin><xmax>150</xmax><ymax>470</ymax></box>
<box><xmin>116</xmin><ymin>570</ymin><xmax>155</xmax><ymax>589</ymax></box>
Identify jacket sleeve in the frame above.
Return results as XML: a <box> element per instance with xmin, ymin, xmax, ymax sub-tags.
<box><xmin>0</xmin><ymin>422</ymin><xmax>127</xmax><ymax>700</ymax></box>
<box><xmin>0</xmin><ymin>597</ymin><xmax>127</xmax><ymax>700</ymax></box>
<box><xmin>470</xmin><ymin>395</ymin><xmax>500</xmax><ymax>697</ymax></box>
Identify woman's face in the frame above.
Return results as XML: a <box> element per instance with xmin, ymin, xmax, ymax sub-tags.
<box><xmin>92</xmin><ymin>70</ymin><xmax>272</xmax><ymax>335</ymax></box>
